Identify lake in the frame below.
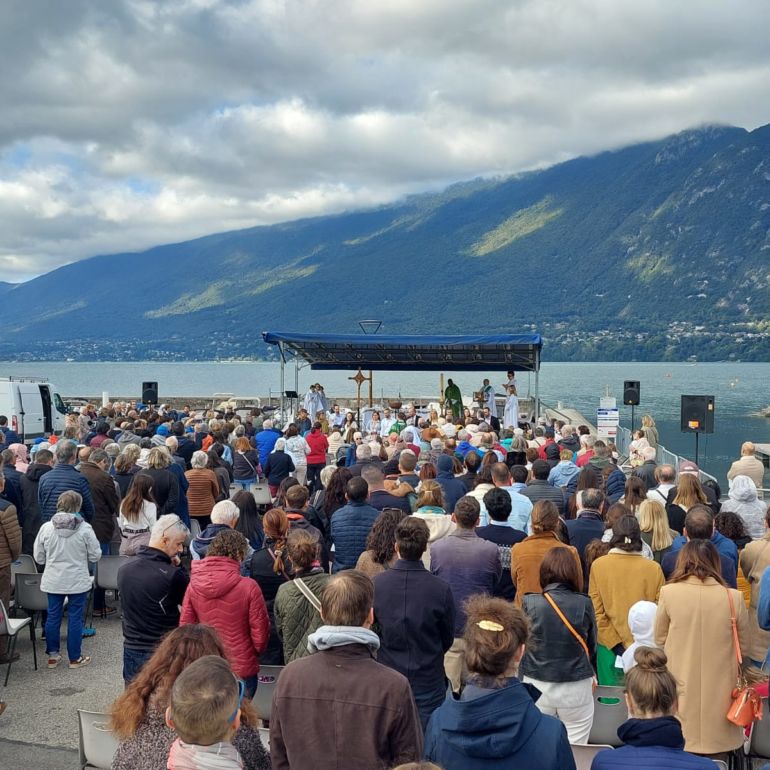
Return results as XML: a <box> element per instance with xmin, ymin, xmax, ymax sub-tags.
<box><xmin>1</xmin><ymin>360</ymin><xmax>768</xmax><ymax>485</ymax></box>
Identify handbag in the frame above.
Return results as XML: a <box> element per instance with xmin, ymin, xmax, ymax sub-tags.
<box><xmin>725</xmin><ymin>588</ymin><xmax>763</xmax><ymax>727</ymax></box>
<box><xmin>543</xmin><ymin>592</ymin><xmax>598</xmax><ymax>693</ymax></box>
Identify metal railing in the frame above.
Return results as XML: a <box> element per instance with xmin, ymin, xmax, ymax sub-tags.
<box><xmin>616</xmin><ymin>426</ymin><xmax>717</xmax><ymax>485</ymax></box>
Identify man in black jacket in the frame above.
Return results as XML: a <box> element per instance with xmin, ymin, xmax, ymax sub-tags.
<box><xmin>373</xmin><ymin>517</ymin><xmax>455</xmax><ymax>731</ymax></box>
<box><xmin>19</xmin><ymin>448</ymin><xmax>54</xmax><ymax>555</ymax></box>
<box><xmin>117</xmin><ymin>514</ymin><xmax>189</xmax><ymax>683</ymax></box>
<box><xmin>521</xmin><ymin>460</ymin><xmax>567</xmax><ymax>516</ymax></box>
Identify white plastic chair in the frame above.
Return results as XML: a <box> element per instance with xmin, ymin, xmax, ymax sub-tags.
<box><xmin>189</xmin><ymin>518</ymin><xmax>202</xmax><ymax>539</ymax></box>
<box><xmin>258</xmin><ymin>726</ymin><xmax>270</xmax><ymax>751</ymax></box>
<box><xmin>587</xmin><ymin>685</ymin><xmax>627</xmax><ymax>748</ymax></box>
<box><xmin>77</xmin><ymin>709</ymin><xmax>119</xmax><ymax>769</ymax></box>
<box><xmin>571</xmin><ymin>743</ymin><xmax>614</xmax><ymax>770</ymax></box>
<box><xmin>0</xmin><ymin>598</ymin><xmax>32</xmax><ymax>686</ymax></box>
<box><xmin>252</xmin><ymin>485</ymin><xmax>273</xmax><ymax>506</ymax></box>
<box><xmin>10</xmin><ymin>554</ymin><xmax>37</xmax><ymax>592</ymax></box>
<box><xmin>253</xmin><ymin>664</ymin><xmax>284</xmax><ymax>724</ymax></box>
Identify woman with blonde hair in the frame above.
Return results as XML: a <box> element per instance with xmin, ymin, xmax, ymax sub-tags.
<box><xmin>411</xmin><ymin>481</ymin><xmax>454</xmax><ymax>568</ymax></box>
<box><xmin>667</xmin><ymin>474</ymin><xmax>707</xmax><ymax>534</ymax></box>
<box><xmin>638</xmin><ymin>499</ymin><xmax>675</xmax><ymax>563</ymax></box>
<box><xmin>655</xmin><ymin>540</ymin><xmax>749</xmax><ymax>755</ymax></box>
<box><xmin>641</xmin><ymin>414</ymin><xmax>659</xmax><ymax>448</ymax></box>
<box><xmin>424</xmin><ymin>596</ymin><xmax>574</xmax><ymax>770</ymax></box>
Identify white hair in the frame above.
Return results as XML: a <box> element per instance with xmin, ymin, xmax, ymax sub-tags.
<box><xmin>211</xmin><ymin>499</ymin><xmax>240</xmax><ymax>525</ymax></box>
<box><xmin>165</xmin><ymin>435</ymin><xmax>178</xmax><ymax>451</ymax></box>
<box><xmin>190</xmin><ymin>450</ymin><xmax>208</xmax><ymax>469</ymax></box>
<box><xmin>430</xmin><ymin>438</ymin><xmax>443</xmax><ymax>450</ymax></box>
<box><xmin>356</xmin><ymin>443</ymin><xmax>372</xmax><ymax>460</ymax></box>
<box><xmin>263</xmin><ymin>419</ymin><xmax>273</xmax><ymax>430</ymax></box>
<box><xmin>642</xmin><ymin>446</ymin><xmax>657</xmax><ymax>462</ymax></box>
<box><xmin>151</xmin><ymin>514</ymin><xmax>187</xmax><ymax>541</ymax></box>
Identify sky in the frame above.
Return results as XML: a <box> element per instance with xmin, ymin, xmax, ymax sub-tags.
<box><xmin>1</xmin><ymin>0</ymin><xmax>770</xmax><ymax>283</ymax></box>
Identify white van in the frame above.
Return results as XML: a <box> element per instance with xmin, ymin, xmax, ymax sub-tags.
<box><xmin>0</xmin><ymin>377</ymin><xmax>68</xmax><ymax>441</ymax></box>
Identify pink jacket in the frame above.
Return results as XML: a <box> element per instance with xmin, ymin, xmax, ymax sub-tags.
<box><xmin>180</xmin><ymin>556</ymin><xmax>270</xmax><ymax>678</ymax></box>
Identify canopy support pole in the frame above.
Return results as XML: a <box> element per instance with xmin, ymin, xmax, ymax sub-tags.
<box><xmin>534</xmin><ymin>348</ymin><xmax>540</xmax><ymax>423</ymax></box>
<box><xmin>279</xmin><ymin>342</ymin><xmax>285</xmax><ymax>424</ymax></box>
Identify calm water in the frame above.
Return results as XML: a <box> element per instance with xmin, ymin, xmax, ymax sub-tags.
<box><xmin>2</xmin><ymin>360</ymin><xmax>768</xmax><ymax>484</ymax></box>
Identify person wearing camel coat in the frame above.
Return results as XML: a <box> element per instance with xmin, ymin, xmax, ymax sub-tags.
<box><xmin>738</xmin><ymin>527</ymin><xmax>770</xmax><ymax>664</ymax></box>
<box><xmin>511</xmin><ymin>530</ymin><xmax>582</xmax><ymax>606</ymax></box>
<box><xmin>655</xmin><ymin>575</ymin><xmax>749</xmax><ymax>755</ymax></box>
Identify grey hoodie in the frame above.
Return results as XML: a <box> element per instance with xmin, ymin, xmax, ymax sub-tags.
<box><xmin>33</xmin><ymin>512</ymin><xmax>102</xmax><ymax>594</ymax></box>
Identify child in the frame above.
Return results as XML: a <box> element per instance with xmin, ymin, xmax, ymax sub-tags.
<box><xmin>166</xmin><ymin>655</ymin><xmax>245</xmax><ymax>769</ymax></box>
<box><xmin>620</xmin><ymin>601</ymin><xmax>658</xmax><ymax>673</ymax></box>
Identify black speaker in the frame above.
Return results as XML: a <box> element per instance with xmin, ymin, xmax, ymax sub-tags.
<box><xmin>680</xmin><ymin>395</ymin><xmax>715</xmax><ymax>433</ymax></box>
<box><xmin>141</xmin><ymin>381</ymin><xmax>159</xmax><ymax>404</ymax></box>
<box><xmin>623</xmin><ymin>380</ymin><xmax>640</xmax><ymax>406</ymax></box>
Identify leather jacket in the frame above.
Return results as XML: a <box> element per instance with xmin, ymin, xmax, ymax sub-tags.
<box><xmin>520</xmin><ymin>583</ymin><xmax>597</xmax><ymax>682</ymax></box>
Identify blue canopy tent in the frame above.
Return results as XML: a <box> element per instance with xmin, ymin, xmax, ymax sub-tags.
<box><xmin>262</xmin><ymin>330</ymin><xmax>543</xmax><ymax>421</ymax></box>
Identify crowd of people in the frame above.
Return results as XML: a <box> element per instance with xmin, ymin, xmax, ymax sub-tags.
<box><xmin>0</xmin><ymin>397</ymin><xmax>769</xmax><ymax>769</ymax></box>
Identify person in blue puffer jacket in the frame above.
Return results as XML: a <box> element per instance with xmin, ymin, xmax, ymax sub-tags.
<box><xmin>591</xmin><ymin>646</ymin><xmax>718</xmax><ymax>770</ymax></box>
<box><xmin>424</xmin><ymin>595</ymin><xmax>575</xmax><ymax>770</ymax></box>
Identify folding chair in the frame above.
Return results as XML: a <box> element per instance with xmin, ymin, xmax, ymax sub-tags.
<box><xmin>77</xmin><ymin>709</ymin><xmax>119</xmax><ymax>769</ymax></box>
<box><xmin>12</xmin><ymin>573</ymin><xmax>49</xmax><ymax>672</ymax></box>
<box><xmin>253</xmin><ymin>664</ymin><xmax>284</xmax><ymax>724</ymax></box>
<box><xmin>744</xmin><ymin>698</ymin><xmax>770</xmax><ymax>765</ymax></box>
<box><xmin>258</xmin><ymin>726</ymin><xmax>270</xmax><ymax>751</ymax></box>
<box><xmin>571</xmin><ymin>743</ymin><xmax>614</xmax><ymax>770</ymax></box>
<box><xmin>0</xmin><ymin>598</ymin><xmax>32</xmax><ymax>686</ymax></box>
<box><xmin>189</xmin><ymin>518</ymin><xmax>202</xmax><ymax>539</ymax></box>
<box><xmin>587</xmin><ymin>685</ymin><xmax>627</xmax><ymax>748</ymax></box>
<box><xmin>95</xmin><ymin>555</ymin><xmax>130</xmax><ymax>593</ymax></box>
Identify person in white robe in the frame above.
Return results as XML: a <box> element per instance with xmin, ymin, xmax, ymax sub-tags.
<box><xmin>480</xmin><ymin>378</ymin><xmax>498</xmax><ymax>418</ymax></box>
<box><xmin>503</xmin><ymin>386</ymin><xmax>520</xmax><ymax>429</ymax></box>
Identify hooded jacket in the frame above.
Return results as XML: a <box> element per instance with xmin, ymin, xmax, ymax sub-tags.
<box><xmin>411</xmin><ymin>510</ymin><xmax>455</xmax><ymax>569</ymax></box>
<box><xmin>424</xmin><ymin>678</ymin><xmax>575</xmax><ymax>770</ymax></box>
<box><xmin>33</xmin><ymin>512</ymin><xmax>102</xmax><ymax>594</ymax></box>
<box><xmin>180</xmin><ymin>556</ymin><xmax>270</xmax><ymax>678</ymax></box>
<box><xmin>19</xmin><ymin>461</ymin><xmax>52</xmax><ymax>553</ymax></box>
<box><xmin>592</xmin><ymin>716</ymin><xmax>718</xmax><ymax>770</ymax></box>
<box><xmin>0</xmin><ymin>499</ymin><xmax>21</xmax><ymax>569</ymax></box>
<box><xmin>720</xmin><ymin>475</ymin><xmax>767</xmax><ymax>540</ymax></box>
<box><xmin>621</xmin><ymin>600</ymin><xmax>658</xmax><ymax>672</ymax></box>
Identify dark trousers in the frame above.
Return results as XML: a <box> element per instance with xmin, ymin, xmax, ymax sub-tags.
<box><xmin>45</xmin><ymin>591</ymin><xmax>89</xmax><ymax>662</ymax></box>
<box><xmin>414</xmin><ymin>683</ymin><xmax>447</xmax><ymax>733</ymax></box>
<box><xmin>123</xmin><ymin>647</ymin><xmax>152</xmax><ymax>684</ymax></box>
<box><xmin>306</xmin><ymin>463</ymin><xmax>325</xmax><ymax>494</ymax></box>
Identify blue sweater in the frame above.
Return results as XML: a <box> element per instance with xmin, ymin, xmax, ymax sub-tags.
<box><xmin>424</xmin><ymin>678</ymin><xmax>575</xmax><ymax>770</ymax></box>
<box><xmin>591</xmin><ymin>716</ymin><xmax>718</xmax><ymax>770</ymax></box>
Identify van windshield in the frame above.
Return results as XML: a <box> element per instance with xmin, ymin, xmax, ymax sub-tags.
<box><xmin>53</xmin><ymin>393</ymin><xmax>67</xmax><ymax>415</ymax></box>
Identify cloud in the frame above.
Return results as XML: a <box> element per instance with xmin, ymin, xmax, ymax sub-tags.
<box><xmin>1</xmin><ymin>0</ymin><xmax>769</xmax><ymax>280</ymax></box>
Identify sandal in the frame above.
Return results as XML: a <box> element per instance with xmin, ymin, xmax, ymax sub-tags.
<box><xmin>47</xmin><ymin>654</ymin><xmax>62</xmax><ymax>669</ymax></box>
<box><xmin>69</xmin><ymin>656</ymin><xmax>92</xmax><ymax>669</ymax></box>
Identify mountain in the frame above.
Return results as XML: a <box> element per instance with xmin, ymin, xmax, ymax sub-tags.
<box><xmin>3</xmin><ymin>122</ymin><xmax>770</xmax><ymax>362</ymax></box>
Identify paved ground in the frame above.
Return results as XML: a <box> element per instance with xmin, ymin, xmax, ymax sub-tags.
<box><xmin>0</xmin><ymin>593</ymin><xmax>124</xmax><ymax>769</ymax></box>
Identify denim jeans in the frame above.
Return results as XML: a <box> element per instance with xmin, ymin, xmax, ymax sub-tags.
<box><xmin>123</xmin><ymin>647</ymin><xmax>152</xmax><ymax>684</ymax></box>
<box><xmin>45</xmin><ymin>591</ymin><xmax>89</xmax><ymax>662</ymax></box>
<box><xmin>232</xmin><ymin>478</ymin><xmax>256</xmax><ymax>492</ymax></box>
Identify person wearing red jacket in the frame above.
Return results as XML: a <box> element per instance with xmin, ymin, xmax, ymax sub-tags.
<box><xmin>305</xmin><ymin>422</ymin><xmax>329</xmax><ymax>495</ymax></box>
<box><xmin>180</xmin><ymin>529</ymin><xmax>269</xmax><ymax>697</ymax></box>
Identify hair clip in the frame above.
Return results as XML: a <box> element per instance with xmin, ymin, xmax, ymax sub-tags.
<box><xmin>477</xmin><ymin>620</ymin><xmax>504</xmax><ymax>632</ymax></box>
<box><xmin>624</xmin><ymin>536</ymin><xmax>631</xmax><ymax>544</ymax></box>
